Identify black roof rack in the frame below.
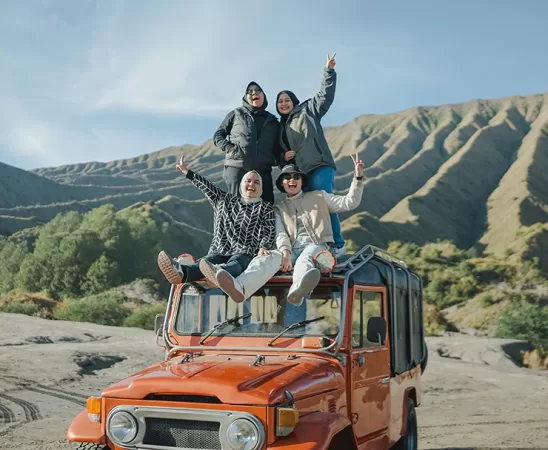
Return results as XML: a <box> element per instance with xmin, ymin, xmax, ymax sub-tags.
<box><xmin>330</xmin><ymin>245</ymin><xmax>408</xmax><ymax>275</ymax></box>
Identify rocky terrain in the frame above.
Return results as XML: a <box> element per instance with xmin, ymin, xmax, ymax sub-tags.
<box><xmin>0</xmin><ymin>312</ymin><xmax>547</xmax><ymax>449</ymax></box>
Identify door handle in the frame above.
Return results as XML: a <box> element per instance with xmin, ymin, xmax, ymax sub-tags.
<box><xmin>357</xmin><ymin>355</ymin><xmax>365</xmax><ymax>367</ymax></box>
<box><xmin>381</xmin><ymin>377</ymin><xmax>390</xmax><ymax>384</ymax></box>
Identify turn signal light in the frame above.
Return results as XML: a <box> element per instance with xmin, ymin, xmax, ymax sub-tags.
<box><xmin>86</xmin><ymin>397</ymin><xmax>101</xmax><ymax>423</ymax></box>
<box><xmin>276</xmin><ymin>407</ymin><xmax>299</xmax><ymax>437</ymax></box>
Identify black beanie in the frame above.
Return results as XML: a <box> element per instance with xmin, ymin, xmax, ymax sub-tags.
<box><xmin>276</xmin><ymin>90</ymin><xmax>300</xmax><ymax>117</ymax></box>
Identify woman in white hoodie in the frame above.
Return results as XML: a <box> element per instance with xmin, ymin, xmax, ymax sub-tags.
<box><xmin>274</xmin><ymin>154</ymin><xmax>364</xmax><ymax>306</ymax></box>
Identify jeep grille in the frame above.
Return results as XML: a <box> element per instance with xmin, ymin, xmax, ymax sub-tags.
<box><xmin>143</xmin><ymin>417</ymin><xmax>221</xmax><ymax>449</ymax></box>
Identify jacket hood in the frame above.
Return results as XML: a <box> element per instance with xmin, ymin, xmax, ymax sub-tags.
<box><xmin>242</xmin><ymin>81</ymin><xmax>268</xmax><ymax>112</ymax></box>
<box><xmin>102</xmin><ymin>353</ymin><xmax>344</xmax><ymax>405</ymax></box>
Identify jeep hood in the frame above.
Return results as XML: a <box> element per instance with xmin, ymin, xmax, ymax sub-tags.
<box><xmin>102</xmin><ymin>353</ymin><xmax>344</xmax><ymax>405</ymax></box>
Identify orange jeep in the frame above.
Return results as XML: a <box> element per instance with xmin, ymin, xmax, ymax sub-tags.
<box><xmin>67</xmin><ymin>245</ymin><xmax>427</xmax><ymax>450</ymax></box>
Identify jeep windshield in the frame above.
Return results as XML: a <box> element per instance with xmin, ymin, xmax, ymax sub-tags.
<box><xmin>172</xmin><ymin>283</ymin><xmax>341</xmax><ymax>350</ymax></box>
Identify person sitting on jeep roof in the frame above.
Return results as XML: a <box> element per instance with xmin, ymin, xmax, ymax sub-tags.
<box><xmin>157</xmin><ymin>154</ymin><xmax>281</xmax><ymax>301</ymax></box>
<box><xmin>274</xmin><ymin>154</ymin><xmax>364</xmax><ymax>306</ymax></box>
<box><xmin>213</xmin><ymin>80</ymin><xmax>280</xmax><ymax>205</ymax></box>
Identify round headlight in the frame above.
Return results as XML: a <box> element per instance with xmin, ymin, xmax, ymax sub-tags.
<box><xmin>226</xmin><ymin>418</ymin><xmax>260</xmax><ymax>450</ymax></box>
<box><xmin>108</xmin><ymin>411</ymin><xmax>138</xmax><ymax>444</ymax></box>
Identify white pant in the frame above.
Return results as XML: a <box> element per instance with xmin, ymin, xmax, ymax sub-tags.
<box><xmin>236</xmin><ymin>251</ymin><xmax>282</xmax><ymax>299</ymax></box>
<box><xmin>291</xmin><ymin>244</ymin><xmax>328</xmax><ymax>288</ymax></box>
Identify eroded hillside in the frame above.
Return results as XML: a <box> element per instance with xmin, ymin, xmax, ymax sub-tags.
<box><xmin>1</xmin><ymin>93</ymin><xmax>547</xmax><ymax>266</ymax></box>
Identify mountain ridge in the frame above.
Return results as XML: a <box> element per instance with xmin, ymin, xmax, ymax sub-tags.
<box><xmin>1</xmin><ymin>92</ymin><xmax>547</xmax><ymax>271</ymax></box>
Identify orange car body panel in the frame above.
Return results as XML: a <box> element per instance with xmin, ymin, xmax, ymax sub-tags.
<box><xmin>67</xmin><ymin>274</ymin><xmax>424</xmax><ymax>450</ymax></box>
<box><xmin>66</xmin><ymin>410</ymin><xmax>105</xmax><ymax>444</ymax></box>
<box><xmin>268</xmin><ymin>412</ymin><xmax>352</xmax><ymax>449</ymax></box>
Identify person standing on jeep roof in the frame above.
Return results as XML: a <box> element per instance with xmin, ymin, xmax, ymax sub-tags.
<box><xmin>213</xmin><ymin>81</ymin><xmax>280</xmax><ymax>205</ymax></box>
<box><xmin>157</xmin><ymin>153</ymin><xmax>281</xmax><ymax>301</ymax></box>
<box><xmin>276</xmin><ymin>53</ymin><xmax>347</xmax><ymax>257</ymax></box>
<box><xmin>274</xmin><ymin>154</ymin><xmax>364</xmax><ymax>306</ymax></box>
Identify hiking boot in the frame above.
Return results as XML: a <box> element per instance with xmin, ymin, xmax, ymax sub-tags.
<box><xmin>158</xmin><ymin>250</ymin><xmax>185</xmax><ymax>284</ymax></box>
<box><xmin>216</xmin><ymin>269</ymin><xmax>245</xmax><ymax>303</ymax></box>
<box><xmin>199</xmin><ymin>259</ymin><xmax>220</xmax><ymax>288</ymax></box>
<box><xmin>287</xmin><ymin>268</ymin><xmax>320</xmax><ymax>306</ymax></box>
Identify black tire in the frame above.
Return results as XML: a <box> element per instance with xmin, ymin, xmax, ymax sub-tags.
<box><xmin>420</xmin><ymin>340</ymin><xmax>428</xmax><ymax>374</ymax></box>
<box><xmin>74</xmin><ymin>443</ymin><xmax>111</xmax><ymax>450</ymax></box>
<box><xmin>393</xmin><ymin>399</ymin><xmax>418</xmax><ymax>450</ymax></box>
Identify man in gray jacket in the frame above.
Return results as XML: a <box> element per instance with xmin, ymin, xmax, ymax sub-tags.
<box><xmin>213</xmin><ymin>81</ymin><xmax>280</xmax><ymax>204</ymax></box>
<box><xmin>275</xmin><ymin>154</ymin><xmax>364</xmax><ymax>306</ymax></box>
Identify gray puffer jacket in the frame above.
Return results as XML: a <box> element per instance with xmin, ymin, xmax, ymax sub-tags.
<box><xmin>213</xmin><ymin>83</ymin><xmax>280</xmax><ymax>173</ymax></box>
<box><xmin>279</xmin><ymin>68</ymin><xmax>337</xmax><ymax>174</ymax></box>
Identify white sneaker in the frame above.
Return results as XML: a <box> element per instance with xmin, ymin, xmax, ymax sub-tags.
<box><xmin>199</xmin><ymin>259</ymin><xmax>220</xmax><ymax>288</ymax></box>
<box><xmin>216</xmin><ymin>269</ymin><xmax>246</xmax><ymax>303</ymax></box>
<box><xmin>332</xmin><ymin>245</ymin><xmax>347</xmax><ymax>258</ymax></box>
<box><xmin>287</xmin><ymin>268</ymin><xmax>321</xmax><ymax>306</ymax></box>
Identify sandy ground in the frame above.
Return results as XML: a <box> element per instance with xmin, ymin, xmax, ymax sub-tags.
<box><xmin>1</xmin><ymin>312</ymin><xmax>547</xmax><ymax>449</ymax></box>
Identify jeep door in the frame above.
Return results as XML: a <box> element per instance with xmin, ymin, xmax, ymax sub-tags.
<box><xmin>349</xmin><ymin>287</ymin><xmax>391</xmax><ymax>446</ymax></box>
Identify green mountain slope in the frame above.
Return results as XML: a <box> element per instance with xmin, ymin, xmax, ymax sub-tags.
<box><xmin>1</xmin><ymin>92</ymin><xmax>547</xmax><ymax>272</ymax></box>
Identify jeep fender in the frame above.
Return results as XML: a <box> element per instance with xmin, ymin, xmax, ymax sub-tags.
<box><xmin>268</xmin><ymin>412</ymin><xmax>352</xmax><ymax>449</ymax></box>
<box><xmin>66</xmin><ymin>410</ymin><xmax>106</xmax><ymax>444</ymax></box>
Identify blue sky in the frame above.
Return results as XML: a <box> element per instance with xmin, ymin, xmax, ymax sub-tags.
<box><xmin>1</xmin><ymin>0</ymin><xmax>547</xmax><ymax>170</ymax></box>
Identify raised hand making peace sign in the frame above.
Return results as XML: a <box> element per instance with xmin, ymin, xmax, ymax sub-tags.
<box><xmin>175</xmin><ymin>154</ymin><xmax>189</xmax><ymax>174</ymax></box>
<box><xmin>326</xmin><ymin>53</ymin><xmax>336</xmax><ymax>69</ymax></box>
<box><xmin>350</xmin><ymin>152</ymin><xmax>364</xmax><ymax>178</ymax></box>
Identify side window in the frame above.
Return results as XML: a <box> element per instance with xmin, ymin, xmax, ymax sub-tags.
<box><xmin>351</xmin><ymin>291</ymin><xmax>382</xmax><ymax>348</ymax></box>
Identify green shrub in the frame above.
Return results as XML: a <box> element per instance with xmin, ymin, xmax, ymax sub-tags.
<box><xmin>124</xmin><ymin>303</ymin><xmax>167</xmax><ymax>330</ymax></box>
<box><xmin>54</xmin><ymin>292</ymin><xmax>131</xmax><ymax>326</ymax></box>
<box><xmin>496</xmin><ymin>302</ymin><xmax>548</xmax><ymax>357</ymax></box>
<box><xmin>0</xmin><ymin>291</ymin><xmax>58</xmax><ymax>318</ymax></box>
<box><xmin>2</xmin><ymin>301</ymin><xmax>44</xmax><ymax>317</ymax></box>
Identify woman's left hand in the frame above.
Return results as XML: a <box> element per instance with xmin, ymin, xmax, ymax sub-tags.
<box><xmin>350</xmin><ymin>152</ymin><xmax>364</xmax><ymax>178</ymax></box>
<box><xmin>258</xmin><ymin>248</ymin><xmax>271</xmax><ymax>256</ymax></box>
<box><xmin>285</xmin><ymin>150</ymin><xmax>296</xmax><ymax>161</ymax></box>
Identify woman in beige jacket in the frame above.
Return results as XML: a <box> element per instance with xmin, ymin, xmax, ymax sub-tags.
<box><xmin>274</xmin><ymin>154</ymin><xmax>364</xmax><ymax>306</ymax></box>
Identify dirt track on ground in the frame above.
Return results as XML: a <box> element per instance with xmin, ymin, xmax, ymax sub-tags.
<box><xmin>1</xmin><ymin>313</ymin><xmax>547</xmax><ymax>449</ymax></box>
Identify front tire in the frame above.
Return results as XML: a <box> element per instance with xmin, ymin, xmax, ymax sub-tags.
<box><xmin>393</xmin><ymin>398</ymin><xmax>417</xmax><ymax>450</ymax></box>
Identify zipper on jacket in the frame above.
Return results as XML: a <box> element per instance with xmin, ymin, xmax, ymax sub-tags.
<box><xmin>249</xmin><ymin>111</ymin><xmax>275</xmax><ymax>169</ymax></box>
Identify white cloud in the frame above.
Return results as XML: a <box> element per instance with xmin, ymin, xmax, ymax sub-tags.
<box><xmin>0</xmin><ymin>0</ymin><xmax>452</xmax><ymax>169</ymax></box>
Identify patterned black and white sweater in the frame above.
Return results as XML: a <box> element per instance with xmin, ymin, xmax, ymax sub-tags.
<box><xmin>186</xmin><ymin>170</ymin><xmax>275</xmax><ymax>256</ymax></box>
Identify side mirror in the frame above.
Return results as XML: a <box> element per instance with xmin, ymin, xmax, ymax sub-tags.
<box><xmin>366</xmin><ymin>316</ymin><xmax>386</xmax><ymax>348</ymax></box>
<box><xmin>154</xmin><ymin>314</ymin><xmax>166</xmax><ymax>336</ymax></box>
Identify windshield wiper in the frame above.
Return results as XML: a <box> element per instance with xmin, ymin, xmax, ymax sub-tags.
<box><xmin>267</xmin><ymin>316</ymin><xmax>325</xmax><ymax>346</ymax></box>
<box><xmin>199</xmin><ymin>312</ymin><xmax>252</xmax><ymax>344</ymax></box>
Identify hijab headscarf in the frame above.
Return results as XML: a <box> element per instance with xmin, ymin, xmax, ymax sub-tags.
<box><xmin>239</xmin><ymin>170</ymin><xmax>263</xmax><ymax>203</ymax></box>
<box><xmin>276</xmin><ymin>90</ymin><xmax>301</xmax><ymax>151</ymax></box>
<box><xmin>275</xmin><ymin>90</ymin><xmax>300</xmax><ymax>121</ymax></box>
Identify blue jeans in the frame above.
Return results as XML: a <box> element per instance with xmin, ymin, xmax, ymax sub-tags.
<box><xmin>304</xmin><ymin>166</ymin><xmax>344</xmax><ymax>248</ymax></box>
<box><xmin>182</xmin><ymin>253</ymin><xmax>254</xmax><ymax>283</ymax></box>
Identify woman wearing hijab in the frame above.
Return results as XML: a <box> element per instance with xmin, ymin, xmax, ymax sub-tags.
<box><xmin>275</xmin><ymin>53</ymin><xmax>348</xmax><ymax>257</ymax></box>
<box><xmin>213</xmin><ymin>81</ymin><xmax>280</xmax><ymax>204</ymax></box>
<box><xmin>157</xmin><ymin>153</ymin><xmax>281</xmax><ymax>303</ymax></box>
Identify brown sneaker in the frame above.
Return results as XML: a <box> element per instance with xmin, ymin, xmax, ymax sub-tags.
<box><xmin>199</xmin><ymin>259</ymin><xmax>220</xmax><ymax>288</ymax></box>
<box><xmin>157</xmin><ymin>251</ymin><xmax>185</xmax><ymax>284</ymax></box>
<box><xmin>216</xmin><ymin>269</ymin><xmax>245</xmax><ymax>303</ymax></box>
